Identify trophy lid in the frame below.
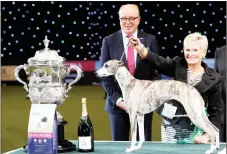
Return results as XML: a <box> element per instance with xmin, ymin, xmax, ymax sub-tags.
<box><xmin>28</xmin><ymin>36</ymin><xmax>65</xmax><ymax>65</ymax></box>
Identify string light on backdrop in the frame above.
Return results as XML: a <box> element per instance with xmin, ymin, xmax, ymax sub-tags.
<box><xmin>1</xmin><ymin>1</ymin><xmax>226</xmax><ymax>65</ymax></box>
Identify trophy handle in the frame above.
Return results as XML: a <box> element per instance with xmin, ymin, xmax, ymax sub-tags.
<box><xmin>14</xmin><ymin>64</ymin><xmax>29</xmax><ymax>92</ymax></box>
<box><xmin>66</xmin><ymin>64</ymin><xmax>83</xmax><ymax>93</ymax></box>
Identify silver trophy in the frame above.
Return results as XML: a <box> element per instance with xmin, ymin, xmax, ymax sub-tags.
<box><xmin>14</xmin><ymin>36</ymin><xmax>83</xmax><ymax>153</ymax></box>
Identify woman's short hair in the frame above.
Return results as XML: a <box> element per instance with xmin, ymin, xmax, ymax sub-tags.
<box><xmin>183</xmin><ymin>32</ymin><xmax>208</xmax><ymax>54</ymax></box>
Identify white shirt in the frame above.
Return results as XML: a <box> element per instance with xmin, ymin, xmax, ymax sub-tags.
<box><xmin>116</xmin><ymin>30</ymin><xmax>138</xmax><ymax>106</ymax></box>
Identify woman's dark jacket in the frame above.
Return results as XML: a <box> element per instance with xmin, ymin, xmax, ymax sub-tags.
<box><xmin>144</xmin><ymin>51</ymin><xmax>224</xmax><ymax>130</ymax></box>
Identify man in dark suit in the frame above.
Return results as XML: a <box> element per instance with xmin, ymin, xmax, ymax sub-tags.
<box><xmin>214</xmin><ymin>45</ymin><xmax>226</xmax><ymax>142</ymax></box>
<box><xmin>100</xmin><ymin>4</ymin><xmax>160</xmax><ymax>141</ymax></box>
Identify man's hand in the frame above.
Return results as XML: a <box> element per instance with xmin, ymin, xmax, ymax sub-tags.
<box><xmin>117</xmin><ymin>100</ymin><xmax>127</xmax><ymax>111</ymax></box>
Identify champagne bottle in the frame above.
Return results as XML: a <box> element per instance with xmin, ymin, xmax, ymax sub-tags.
<box><xmin>78</xmin><ymin>98</ymin><xmax>94</xmax><ymax>152</ymax></box>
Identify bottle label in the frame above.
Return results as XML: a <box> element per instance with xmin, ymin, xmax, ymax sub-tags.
<box><xmin>78</xmin><ymin>136</ymin><xmax>91</xmax><ymax>149</ymax></box>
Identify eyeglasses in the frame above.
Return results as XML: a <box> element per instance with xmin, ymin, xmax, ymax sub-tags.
<box><xmin>120</xmin><ymin>17</ymin><xmax>139</xmax><ymax>23</ymax></box>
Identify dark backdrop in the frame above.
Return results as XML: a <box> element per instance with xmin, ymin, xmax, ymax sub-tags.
<box><xmin>1</xmin><ymin>1</ymin><xmax>226</xmax><ymax>65</ymax></box>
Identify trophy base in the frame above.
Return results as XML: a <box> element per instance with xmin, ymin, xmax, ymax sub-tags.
<box><xmin>58</xmin><ymin>140</ymin><xmax>76</xmax><ymax>153</ymax></box>
<box><xmin>57</xmin><ymin>120</ymin><xmax>76</xmax><ymax>152</ymax></box>
<box><xmin>22</xmin><ymin>140</ymin><xmax>76</xmax><ymax>153</ymax></box>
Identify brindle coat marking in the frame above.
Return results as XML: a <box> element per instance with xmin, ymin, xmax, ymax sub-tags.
<box><xmin>96</xmin><ymin>60</ymin><xmax>219</xmax><ymax>154</ymax></box>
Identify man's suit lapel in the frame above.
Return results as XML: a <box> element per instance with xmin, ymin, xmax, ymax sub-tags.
<box><xmin>117</xmin><ymin>30</ymin><xmax>127</xmax><ymax>63</ymax></box>
<box><xmin>135</xmin><ymin>30</ymin><xmax>145</xmax><ymax>75</ymax></box>
<box><xmin>137</xmin><ymin>30</ymin><xmax>145</xmax><ymax>44</ymax></box>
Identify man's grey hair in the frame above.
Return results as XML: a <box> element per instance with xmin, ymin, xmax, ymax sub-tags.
<box><xmin>118</xmin><ymin>4</ymin><xmax>140</xmax><ymax>17</ymax></box>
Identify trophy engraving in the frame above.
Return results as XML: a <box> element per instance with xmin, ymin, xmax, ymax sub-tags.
<box><xmin>14</xmin><ymin>36</ymin><xmax>83</xmax><ymax>152</ymax></box>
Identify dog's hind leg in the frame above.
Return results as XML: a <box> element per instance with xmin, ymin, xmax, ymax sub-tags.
<box><xmin>201</xmin><ymin>113</ymin><xmax>219</xmax><ymax>154</ymax></box>
<box><xmin>203</xmin><ymin>112</ymin><xmax>220</xmax><ymax>151</ymax></box>
<box><xmin>215</xmin><ymin>130</ymin><xmax>220</xmax><ymax>149</ymax></box>
<box><xmin>186</xmin><ymin>107</ymin><xmax>218</xmax><ymax>154</ymax></box>
<box><xmin>125</xmin><ymin>111</ymin><xmax>138</xmax><ymax>153</ymax></box>
<box><xmin>208</xmin><ymin>112</ymin><xmax>220</xmax><ymax>151</ymax></box>
<box><xmin>197</xmin><ymin>108</ymin><xmax>219</xmax><ymax>154</ymax></box>
<box><xmin>135</xmin><ymin>112</ymin><xmax>145</xmax><ymax>150</ymax></box>
<box><xmin>203</xmin><ymin>124</ymin><xmax>218</xmax><ymax>154</ymax></box>
<box><xmin>177</xmin><ymin>92</ymin><xmax>219</xmax><ymax>154</ymax></box>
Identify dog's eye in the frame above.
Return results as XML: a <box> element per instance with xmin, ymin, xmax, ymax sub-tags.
<box><xmin>105</xmin><ymin>64</ymin><xmax>109</xmax><ymax>68</ymax></box>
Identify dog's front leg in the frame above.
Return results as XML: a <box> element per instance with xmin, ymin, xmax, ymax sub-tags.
<box><xmin>135</xmin><ymin>113</ymin><xmax>144</xmax><ymax>150</ymax></box>
<box><xmin>125</xmin><ymin>113</ymin><xmax>137</xmax><ymax>153</ymax></box>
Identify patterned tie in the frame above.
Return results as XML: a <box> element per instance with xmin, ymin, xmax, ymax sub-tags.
<box><xmin>126</xmin><ymin>35</ymin><xmax>135</xmax><ymax>75</ymax></box>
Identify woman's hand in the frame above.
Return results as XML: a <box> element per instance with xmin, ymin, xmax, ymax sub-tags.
<box><xmin>194</xmin><ymin>133</ymin><xmax>210</xmax><ymax>144</ymax></box>
<box><xmin>128</xmin><ymin>37</ymin><xmax>148</xmax><ymax>58</ymax></box>
<box><xmin>128</xmin><ymin>37</ymin><xmax>143</xmax><ymax>51</ymax></box>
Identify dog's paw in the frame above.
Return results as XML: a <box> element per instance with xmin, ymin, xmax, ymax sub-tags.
<box><xmin>205</xmin><ymin>149</ymin><xmax>213</xmax><ymax>154</ymax></box>
<box><xmin>134</xmin><ymin>141</ymin><xmax>143</xmax><ymax>150</ymax></box>
<box><xmin>215</xmin><ymin>145</ymin><xmax>219</xmax><ymax>150</ymax></box>
<box><xmin>134</xmin><ymin>145</ymin><xmax>141</xmax><ymax>150</ymax></box>
<box><xmin>125</xmin><ymin>147</ymin><xmax>135</xmax><ymax>153</ymax></box>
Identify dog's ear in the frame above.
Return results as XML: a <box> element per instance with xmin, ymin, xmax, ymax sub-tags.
<box><xmin>118</xmin><ymin>61</ymin><xmax>124</xmax><ymax>66</ymax></box>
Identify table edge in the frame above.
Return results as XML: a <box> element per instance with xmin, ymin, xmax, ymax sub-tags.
<box><xmin>4</xmin><ymin>141</ymin><xmax>226</xmax><ymax>154</ymax></box>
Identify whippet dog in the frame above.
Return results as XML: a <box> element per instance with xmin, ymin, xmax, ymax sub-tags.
<box><xmin>95</xmin><ymin>60</ymin><xmax>220</xmax><ymax>154</ymax></box>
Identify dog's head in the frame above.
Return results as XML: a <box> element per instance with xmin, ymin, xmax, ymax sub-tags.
<box><xmin>95</xmin><ymin>60</ymin><xmax>124</xmax><ymax>77</ymax></box>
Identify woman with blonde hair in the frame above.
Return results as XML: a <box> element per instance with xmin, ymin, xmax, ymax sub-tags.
<box><xmin>128</xmin><ymin>32</ymin><xmax>224</xmax><ymax>143</ymax></box>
